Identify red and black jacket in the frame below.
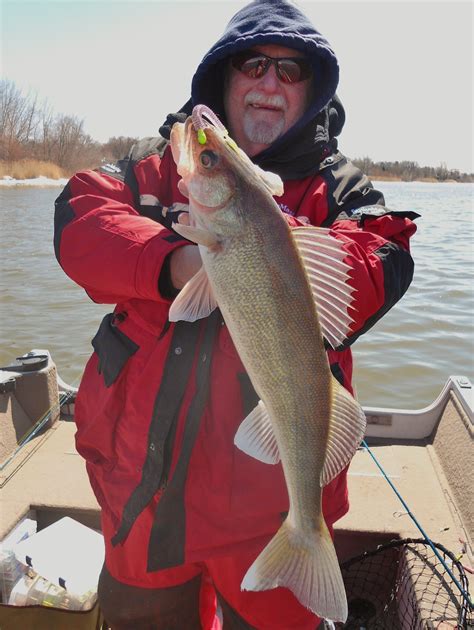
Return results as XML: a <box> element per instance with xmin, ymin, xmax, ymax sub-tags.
<box><xmin>54</xmin><ymin>137</ymin><xmax>417</xmax><ymax>569</ymax></box>
<box><xmin>53</xmin><ymin>0</ymin><xmax>418</xmax><ymax>572</ymax></box>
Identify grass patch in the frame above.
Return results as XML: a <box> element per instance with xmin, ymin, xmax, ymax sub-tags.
<box><xmin>0</xmin><ymin>159</ymin><xmax>67</xmax><ymax>180</ymax></box>
<box><xmin>370</xmin><ymin>174</ymin><xmax>402</xmax><ymax>182</ymax></box>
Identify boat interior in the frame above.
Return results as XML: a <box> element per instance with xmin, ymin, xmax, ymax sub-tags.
<box><xmin>0</xmin><ymin>349</ymin><xmax>472</xmax><ymax>627</ymax></box>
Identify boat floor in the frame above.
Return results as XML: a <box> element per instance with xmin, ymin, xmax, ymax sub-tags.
<box><xmin>1</xmin><ymin>421</ymin><xmax>470</xmax><ymax>566</ymax></box>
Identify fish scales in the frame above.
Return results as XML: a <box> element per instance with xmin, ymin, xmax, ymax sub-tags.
<box><xmin>169</xmin><ymin>106</ymin><xmax>366</xmax><ymax>622</ymax></box>
<box><xmin>202</xmin><ymin>203</ymin><xmax>332</xmax><ymax>527</ymax></box>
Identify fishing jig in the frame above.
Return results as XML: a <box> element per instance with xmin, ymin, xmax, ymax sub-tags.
<box><xmin>192</xmin><ymin>104</ymin><xmax>239</xmax><ymax>151</ymax></box>
<box><xmin>197</xmin><ymin>129</ymin><xmax>207</xmax><ymax>145</ymax></box>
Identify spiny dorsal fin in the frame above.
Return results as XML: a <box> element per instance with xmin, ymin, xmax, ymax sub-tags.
<box><xmin>320</xmin><ymin>377</ymin><xmax>366</xmax><ymax>487</ymax></box>
<box><xmin>292</xmin><ymin>226</ymin><xmax>356</xmax><ymax>349</ymax></box>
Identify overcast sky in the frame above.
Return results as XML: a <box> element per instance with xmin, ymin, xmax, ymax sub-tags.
<box><xmin>2</xmin><ymin>0</ymin><xmax>473</xmax><ymax>172</ymax></box>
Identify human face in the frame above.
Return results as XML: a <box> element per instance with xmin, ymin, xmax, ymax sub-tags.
<box><xmin>223</xmin><ymin>44</ymin><xmax>312</xmax><ymax>157</ymax></box>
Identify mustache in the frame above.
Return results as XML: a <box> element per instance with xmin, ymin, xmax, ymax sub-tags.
<box><xmin>244</xmin><ymin>92</ymin><xmax>287</xmax><ymax>110</ymax></box>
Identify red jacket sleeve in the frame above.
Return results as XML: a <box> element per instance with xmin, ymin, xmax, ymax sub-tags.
<box><xmin>54</xmin><ymin>144</ymin><xmax>187</xmax><ymax>304</ymax></box>
<box><xmin>331</xmin><ymin>213</ymin><xmax>417</xmax><ymax>346</ymax></box>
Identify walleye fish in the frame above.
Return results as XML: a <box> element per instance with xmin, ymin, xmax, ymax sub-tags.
<box><xmin>169</xmin><ymin>105</ymin><xmax>366</xmax><ymax>623</ymax></box>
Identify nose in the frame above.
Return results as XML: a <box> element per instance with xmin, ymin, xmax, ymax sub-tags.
<box><xmin>256</xmin><ymin>64</ymin><xmax>281</xmax><ymax>92</ymax></box>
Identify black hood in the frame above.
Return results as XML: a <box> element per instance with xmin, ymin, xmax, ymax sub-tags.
<box><xmin>165</xmin><ymin>0</ymin><xmax>346</xmax><ymax>180</ymax></box>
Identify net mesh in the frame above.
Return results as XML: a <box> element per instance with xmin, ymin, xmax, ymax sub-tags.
<box><xmin>338</xmin><ymin>538</ymin><xmax>472</xmax><ymax>629</ymax></box>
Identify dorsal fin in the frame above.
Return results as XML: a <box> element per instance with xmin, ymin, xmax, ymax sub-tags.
<box><xmin>292</xmin><ymin>227</ymin><xmax>356</xmax><ymax>349</ymax></box>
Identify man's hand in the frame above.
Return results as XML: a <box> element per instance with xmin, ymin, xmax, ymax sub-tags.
<box><xmin>169</xmin><ymin>245</ymin><xmax>202</xmax><ymax>290</ymax></box>
<box><xmin>168</xmin><ymin>179</ymin><xmax>199</xmax><ymax>291</ymax></box>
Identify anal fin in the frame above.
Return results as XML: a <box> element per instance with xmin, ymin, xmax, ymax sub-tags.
<box><xmin>321</xmin><ymin>378</ymin><xmax>367</xmax><ymax>486</ymax></box>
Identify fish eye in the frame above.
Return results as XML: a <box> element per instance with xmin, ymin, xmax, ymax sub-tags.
<box><xmin>199</xmin><ymin>150</ymin><xmax>219</xmax><ymax>169</ymax></box>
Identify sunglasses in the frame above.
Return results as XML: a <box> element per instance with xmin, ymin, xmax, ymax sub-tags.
<box><xmin>231</xmin><ymin>50</ymin><xmax>312</xmax><ymax>84</ymax></box>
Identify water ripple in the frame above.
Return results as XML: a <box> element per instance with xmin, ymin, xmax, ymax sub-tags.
<box><xmin>352</xmin><ymin>182</ymin><xmax>474</xmax><ymax>407</ymax></box>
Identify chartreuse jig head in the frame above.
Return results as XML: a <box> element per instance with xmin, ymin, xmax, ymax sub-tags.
<box><xmin>197</xmin><ymin>128</ymin><xmax>207</xmax><ymax>145</ymax></box>
<box><xmin>192</xmin><ymin>105</ymin><xmax>239</xmax><ymax>152</ymax></box>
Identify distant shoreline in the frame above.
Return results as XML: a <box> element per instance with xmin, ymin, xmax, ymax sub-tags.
<box><xmin>1</xmin><ymin>175</ymin><xmax>469</xmax><ymax>188</ymax></box>
<box><xmin>1</xmin><ymin>157</ymin><xmax>472</xmax><ymax>185</ymax></box>
<box><xmin>369</xmin><ymin>175</ymin><xmax>462</xmax><ymax>184</ymax></box>
<box><xmin>0</xmin><ymin>176</ymin><xmax>68</xmax><ymax>188</ymax></box>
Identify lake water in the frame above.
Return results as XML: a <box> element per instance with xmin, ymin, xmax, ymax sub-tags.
<box><xmin>0</xmin><ymin>181</ymin><xmax>473</xmax><ymax>409</ymax></box>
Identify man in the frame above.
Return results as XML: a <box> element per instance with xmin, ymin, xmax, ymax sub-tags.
<box><xmin>54</xmin><ymin>1</ymin><xmax>418</xmax><ymax>628</ymax></box>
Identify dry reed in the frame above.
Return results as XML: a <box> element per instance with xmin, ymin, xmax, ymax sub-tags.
<box><xmin>0</xmin><ymin>159</ymin><xmax>67</xmax><ymax>180</ymax></box>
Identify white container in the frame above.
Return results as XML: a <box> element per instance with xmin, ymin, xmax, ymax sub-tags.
<box><xmin>13</xmin><ymin>517</ymin><xmax>104</xmax><ymax>599</ymax></box>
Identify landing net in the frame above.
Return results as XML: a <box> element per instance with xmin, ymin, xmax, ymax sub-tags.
<box><xmin>338</xmin><ymin>538</ymin><xmax>472</xmax><ymax>629</ymax></box>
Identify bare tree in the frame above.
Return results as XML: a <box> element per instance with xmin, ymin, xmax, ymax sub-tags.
<box><xmin>0</xmin><ymin>79</ymin><xmax>39</xmax><ymax>159</ymax></box>
<box><xmin>436</xmin><ymin>162</ymin><xmax>449</xmax><ymax>181</ymax></box>
<box><xmin>53</xmin><ymin>114</ymin><xmax>84</xmax><ymax>169</ymax></box>
<box><xmin>35</xmin><ymin>101</ymin><xmax>56</xmax><ymax>162</ymax></box>
<box><xmin>102</xmin><ymin>136</ymin><xmax>138</xmax><ymax>161</ymax></box>
<box><xmin>356</xmin><ymin>156</ymin><xmax>373</xmax><ymax>175</ymax></box>
<box><xmin>400</xmin><ymin>161</ymin><xmax>418</xmax><ymax>182</ymax></box>
<box><xmin>48</xmin><ymin>114</ymin><xmax>101</xmax><ymax>171</ymax></box>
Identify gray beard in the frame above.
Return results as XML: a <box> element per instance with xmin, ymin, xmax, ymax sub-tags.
<box><xmin>243</xmin><ymin>115</ymin><xmax>285</xmax><ymax>146</ymax></box>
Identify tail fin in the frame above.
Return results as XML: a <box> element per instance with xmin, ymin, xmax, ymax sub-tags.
<box><xmin>241</xmin><ymin>517</ymin><xmax>348</xmax><ymax>623</ymax></box>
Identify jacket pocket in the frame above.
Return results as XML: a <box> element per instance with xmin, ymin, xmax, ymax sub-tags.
<box><xmin>92</xmin><ymin>313</ymin><xmax>139</xmax><ymax>387</ymax></box>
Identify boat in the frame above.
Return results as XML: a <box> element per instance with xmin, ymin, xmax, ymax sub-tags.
<box><xmin>0</xmin><ymin>349</ymin><xmax>472</xmax><ymax>628</ymax></box>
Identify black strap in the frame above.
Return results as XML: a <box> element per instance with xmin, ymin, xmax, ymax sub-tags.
<box><xmin>111</xmin><ymin>316</ymin><xmax>206</xmax><ymax>547</ymax></box>
<box><xmin>147</xmin><ymin>310</ymin><xmax>222</xmax><ymax>570</ymax></box>
<box><xmin>237</xmin><ymin>372</ymin><xmax>259</xmax><ymax>417</ymax></box>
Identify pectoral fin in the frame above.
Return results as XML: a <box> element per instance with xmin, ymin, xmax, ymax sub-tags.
<box><xmin>234</xmin><ymin>400</ymin><xmax>280</xmax><ymax>464</ymax></box>
<box><xmin>292</xmin><ymin>227</ymin><xmax>356</xmax><ymax>349</ymax></box>
<box><xmin>172</xmin><ymin>222</ymin><xmax>219</xmax><ymax>249</ymax></box>
<box><xmin>320</xmin><ymin>377</ymin><xmax>367</xmax><ymax>487</ymax></box>
<box><xmin>168</xmin><ymin>266</ymin><xmax>218</xmax><ymax>322</ymax></box>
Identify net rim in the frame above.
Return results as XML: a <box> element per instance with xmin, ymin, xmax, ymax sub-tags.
<box><xmin>340</xmin><ymin>537</ymin><xmax>472</xmax><ymax>627</ymax></box>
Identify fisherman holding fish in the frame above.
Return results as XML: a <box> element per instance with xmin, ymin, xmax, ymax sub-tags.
<box><xmin>55</xmin><ymin>1</ymin><xmax>418</xmax><ymax>628</ymax></box>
